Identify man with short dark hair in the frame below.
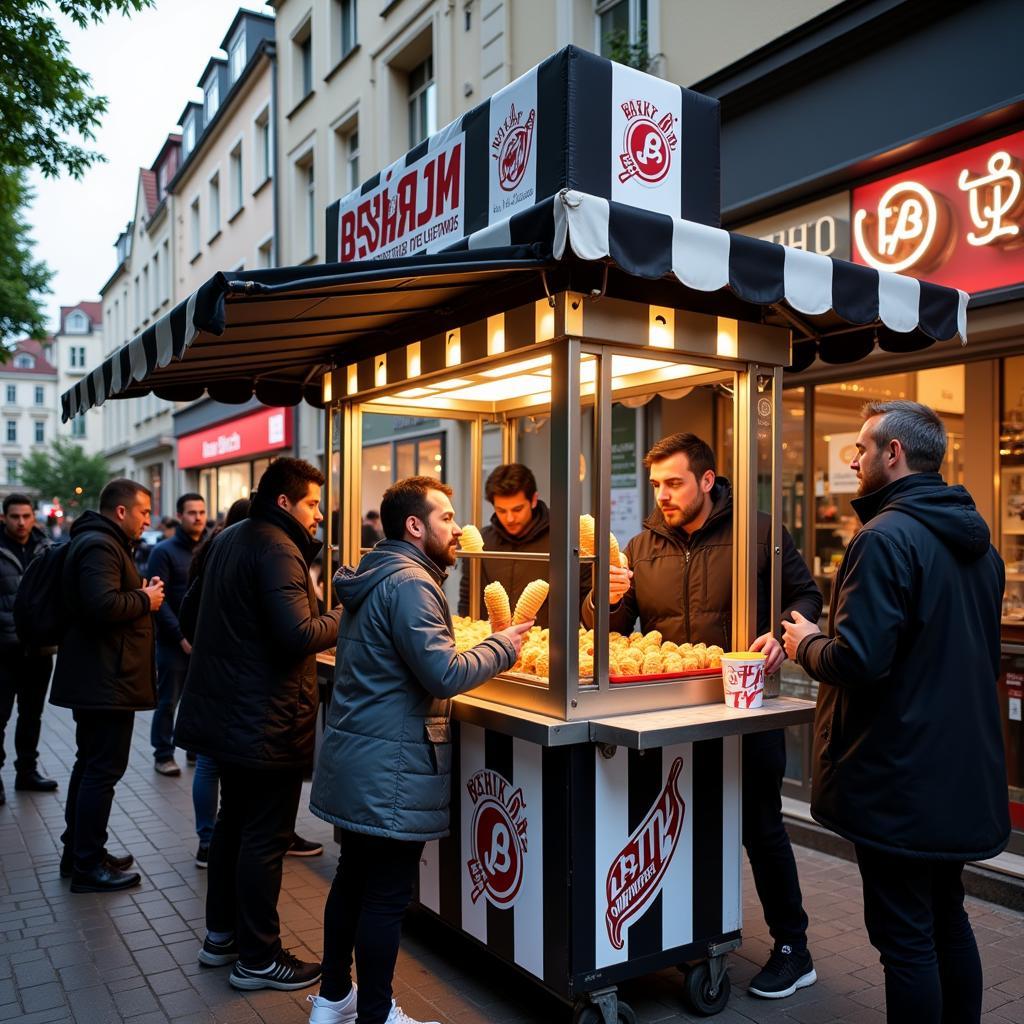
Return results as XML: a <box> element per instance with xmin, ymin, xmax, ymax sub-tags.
<box><xmin>360</xmin><ymin>509</ymin><xmax>383</xmax><ymax>549</ymax></box>
<box><xmin>52</xmin><ymin>478</ymin><xmax>165</xmax><ymax>892</ymax></box>
<box><xmin>457</xmin><ymin>462</ymin><xmax>554</xmax><ymax>627</ymax></box>
<box><xmin>584</xmin><ymin>432</ymin><xmax>823</xmax><ymax>999</ymax></box>
<box><xmin>0</xmin><ymin>493</ymin><xmax>56</xmax><ymax>805</ymax></box>
<box><xmin>308</xmin><ymin>475</ymin><xmax>532</xmax><ymax>1024</ymax></box>
<box><xmin>176</xmin><ymin>458</ymin><xmax>342</xmax><ymax>992</ymax></box>
<box><xmin>147</xmin><ymin>491</ymin><xmax>207</xmax><ymax>776</ymax></box>
<box><xmin>783</xmin><ymin>401</ymin><xmax>1009</xmax><ymax>1022</ymax></box>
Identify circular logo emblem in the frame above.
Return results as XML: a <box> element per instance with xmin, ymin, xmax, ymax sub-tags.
<box><xmin>499</xmin><ymin>126</ymin><xmax>532</xmax><ymax>192</ymax></box>
<box><xmin>757</xmin><ymin>398</ymin><xmax>772</xmax><ymax>418</ymax></box>
<box><xmin>471</xmin><ymin>798</ymin><xmax>524</xmax><ymax>906</ymax></box>
<box><xmin>623</xmin><ymin>119</ymin><xmax>671</xmax><ymax>184</ymax></box>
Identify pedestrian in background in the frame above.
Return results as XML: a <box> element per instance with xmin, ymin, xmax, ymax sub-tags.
<box><xmin>176</xmin><ymin>459</ymin><xmax>341</xmax><ymax>991</ymax></box>
<box><xmin>147</xmin><ymin>492</ymin><xmax>207</xmax><ymax>777</ymax></box>
<box><xmin>52</xmin><ymin>479</ymin><xmax>165</xmax><ymax>893</ymax></box>
<box><xmin>308</xmin><ymin>476</ymin><xmax>532</xmax><ymax>1024</ymax></box>
<box><xmin>784</xmin><ymin>400</ymin><xmax>1010</xmax><ymax>1023</ymax></box>
<box><xmin>0</xmin><ymin>493</ymin><xmax>57</xmax><ymax>805</ymax></box>
<box><xmin>360</xmin><ymin>509</ymin><xmax>383</xmax><ymax>549</ymax></box>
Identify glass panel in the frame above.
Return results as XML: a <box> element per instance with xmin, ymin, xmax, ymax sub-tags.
<box><xmin>361</xmin><ymin>442</ymin><xmax>392</xmax><ymax>529</ymax></box>
<box><xmin>394</xmin><ymin>440</ymin><xmax>414</xmax><ymax>480</ymax></box>
<box><xmin>998</xmin><ymin>649</ymin><xmax>1024</xmax><ymax>824</ymax></box>
<box><xmin>216</xmin><ymin>463</ymin><xmax>251</xmax><ymax>513</ymax></box>
<box><xmin>1002</xmin><ymin>357</ymin><xmax>1024</xmax><ymax>624</ymax></box>
<box><xmin>416</xmin><ymin>437</ymin><xmax>442</xmax><ymax>478</ymax></box>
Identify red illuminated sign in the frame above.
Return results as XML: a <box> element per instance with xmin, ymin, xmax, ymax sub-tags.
<box><xmin>852</xmin><ymin>129</ymin><xmax>1024</xmax><ymax>294</ymax></box>
<box><xmin>178</xmin><ymin>407</ymin><xmax>291</xmax><ymax>469</ymax></box>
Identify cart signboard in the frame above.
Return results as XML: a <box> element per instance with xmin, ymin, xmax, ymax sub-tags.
<box><xmin>326</xmin><ymin>46</ymin><xmax>721</xmax><ymax>263</ymax></box>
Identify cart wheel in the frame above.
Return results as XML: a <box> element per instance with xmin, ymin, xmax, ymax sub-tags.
<box><xmin>683</xmin><ymin>962</ymin><xmax>731</xmax><ymax>1016</ymax></box>
<box><xmin>572</xmin><ymin>1001</ymin><xmax>638</xmax><ymax>1024</ymax></box>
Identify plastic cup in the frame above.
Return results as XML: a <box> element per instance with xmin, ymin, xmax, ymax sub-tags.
<box><xmin>720</xmin><ymin>652</ymin><xmax>767</xmax><ymax>709</ymax></box>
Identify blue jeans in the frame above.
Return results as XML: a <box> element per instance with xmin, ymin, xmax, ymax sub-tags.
<box><xmin>193</xmin><ymin>754</ymin><xmax>220</xmax><ymax>844</ymax></box>
<box><xmin>151</xmin><ymin>642</ymin><xmax>188</xmax><ymax>762</ymax></box>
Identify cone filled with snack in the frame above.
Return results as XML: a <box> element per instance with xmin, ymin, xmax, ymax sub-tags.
<box><xmin>513</xmin><ymin>579</ymin><xmax>549</xmax><ymax>624</ymax></box>
<box><xmin>483</xmin><ymin>581</ymin><xmax>511</xmax><ymax>632</ymax></box>
<box><xmin>459</xmin><ymin>524</ymin><xmax>484</xmax><ymax>552</ymax></box>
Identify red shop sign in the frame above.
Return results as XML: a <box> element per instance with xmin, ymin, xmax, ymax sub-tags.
<box><xmin>852</xmin><ymin>129</ymin><xmax>1024</xmax><ymax>294</ymax></box>
<box><xmin>178</xmin><ymin>407</ymin><xmax>291</xmax><ymax>469</ymax></box>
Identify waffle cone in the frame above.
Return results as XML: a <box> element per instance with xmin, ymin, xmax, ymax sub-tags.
<box><xmin>608</xmin><ymin>532</ymin><xmax>620</xmax><ymax>566</ymax></box>
<box><xmin>484</xmin><ymin>581</ymin><xmax>511</xmax><ymax>632</ymax></box>
<box><xmin>459</xmin><ymin>524</ymin><xmax>484</xmax><ymax>552</ymax></box>
<box><xmin>579</xmin><ymin>514</ymin><xmax>595</xmax><ymax>557</ymax></box>
<box><xmin>513</xmin><ymin>579</ymin><xmax>549</xmax><ymax>624</ymax></box>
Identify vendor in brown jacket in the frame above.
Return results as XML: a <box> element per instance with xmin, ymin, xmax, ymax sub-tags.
<box><xmin>583</xmin><ymin>432</ymin><xmax>822</xmax><ymax>1001</ymax></box>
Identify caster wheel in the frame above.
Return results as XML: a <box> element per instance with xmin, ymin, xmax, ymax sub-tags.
<box><xmin>683</xmin><ymin>961</ymin><xmax>731</xmax><ymax>1016</ymax></box>
<box><xmin>572</xmin><ymin>1001</ymin><xmax>638</xmax><ymax>1024</ymax></box>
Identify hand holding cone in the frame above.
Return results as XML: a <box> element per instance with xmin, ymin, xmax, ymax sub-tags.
<box><xmin>513</xmin><ymin>580</ymin><xmax>549</xmax><ymax>624</ymax></box>
<box><xmin>459</xmin><ymin>524</ymin><xmax>484</xmax><ymax>552</ymax></box>
<box><xmin>484</xmin><ymin>581</ymin><xmax>512</xmax><ymax>632</ymax></box>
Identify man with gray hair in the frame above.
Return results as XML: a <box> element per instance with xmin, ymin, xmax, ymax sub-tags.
<box><xmin>782</xmin><ymin>400</ymin><xmax>1009</xmax><ymax>1023</ymax></box>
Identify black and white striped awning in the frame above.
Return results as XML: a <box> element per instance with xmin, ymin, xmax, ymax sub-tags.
<box><xmin>62</xmin><ymin>190</ymin><xmax>967</xmax><ymax>421</ymax></box>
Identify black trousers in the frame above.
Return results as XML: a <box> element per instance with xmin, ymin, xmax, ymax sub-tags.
<box><xmin>61</xmin><ymin>709</ymin><xmax>135</xmax><ymax>871</ymax></box>
<box><xmin>856</xmin><ymin>846</ymin><xmax>982</xmax><ymax>1023</ymax></box>
<box><xmin>741</xmin><ymin>729</ymin><xmax>809</xmax><ymax>951</ymax></box>
<box><xmin>321</xmin><ymin>830</ymin><xmax>425</xmax><ymax>1024</ymax></box>
<box><xmin>206</xmin><ymin>763</ymin><xmax>303</xmax><ymax>967</ymax></box>
<box><xmin>0</xmin><ymin>649</ymin><xmax>53</xmax><ymax>774</ymax></box>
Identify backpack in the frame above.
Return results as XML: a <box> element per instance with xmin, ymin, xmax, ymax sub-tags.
<box><xmin>14</xmin><ymin>543</ymin><xmax>71</xmax><ymax>648</ymax></box>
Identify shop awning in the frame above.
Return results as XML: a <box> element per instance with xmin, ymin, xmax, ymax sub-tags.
<box><xmin>62</xmin><ymin>193</ymin><xmax>967</xmax><ymax>421</ymax></box>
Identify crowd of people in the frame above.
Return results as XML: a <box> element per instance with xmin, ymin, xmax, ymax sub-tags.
<box><xmin>0</xmin><ymin>399</ymin><xmax>1011</xmax><ymax>1024</ymax></box>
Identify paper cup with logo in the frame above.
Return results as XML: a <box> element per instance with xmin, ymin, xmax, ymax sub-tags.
<box><xmin>720</xmin><ymin>652</ymin><xmax>767</xmax><ymax>710</ymax></box>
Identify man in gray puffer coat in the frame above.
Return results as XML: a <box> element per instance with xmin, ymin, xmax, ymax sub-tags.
<box><xmin>308</xmin><ymin>476</ymin><xmax>532</xmax><ymax>1024</ymax></box>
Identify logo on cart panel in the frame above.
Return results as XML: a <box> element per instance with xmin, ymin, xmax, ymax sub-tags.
<box><xmin>618</xmin><ymin>99</ymin><xmax>678</xmax><ymax>186</ymax></box>
<box><xmin>466</xmin><ymin>769</ymin><xmax>528</xmax><ymax>908</ymax></box>
<box><xmin>605</xmin><ymin>757</ymin><xmax>686</xmax><ymax>950</ymax></box>
<box><xmin>492</xmin><ymin>102</ymin><xmax>536</xmax><ymax>193</ymax></box>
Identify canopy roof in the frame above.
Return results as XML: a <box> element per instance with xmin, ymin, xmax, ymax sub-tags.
<box><xmin>62</xmin><ymin>191</ymin><xmax>967</xmax><ymax>421</ymax></box>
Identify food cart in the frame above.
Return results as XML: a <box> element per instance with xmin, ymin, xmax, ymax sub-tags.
<box><xmin>61</xmin><ymin>45</ymin><xmax>967</xmax><ymax>1023</ymax></box>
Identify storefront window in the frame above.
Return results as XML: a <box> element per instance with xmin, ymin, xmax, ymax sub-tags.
<box><xmin>218</xmin><ymin>464</ymin><xmax>251</xmax><ymax>512</ymax></box>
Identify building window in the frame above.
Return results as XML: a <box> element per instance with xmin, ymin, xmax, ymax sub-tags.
<box><xmin>34</xmin><ymin>386</ymin><xmax>44</xmax><ymax>406</ymax></box>
<box><xmin>133</xmin><ymin>276</ymin><xmax>140</xmax><ymax>326</ymax></box>
<box><xmin>596</xmin><ymin>0</ymin><xmax>648</xmax><ymax>60</ymax></box>
<box><xmin>142</xmin><ymin>265</ymin><xmax>150</xmax><ymax>320</ymax></box>
<box><xmin>190</xmin><ymin>197</ymin><xmax>201</xmax><ymax>257</ymax></box>
<box><xmin>5</xmin><ymin>458</ymin><xmax>17</xmax><ymax>483</ymax></box>
<box><xmin>254</xmin><ymin>107</ymin><xmax>272</xmax><ymax>186</ymax></box>
<box><xmin>71</xmin><ymin>416</ymin><xmax>86</xmax><ymax>439</ymax></box>
<box><xmin>295</xmin><ymin>19</ymin><xmax>313</xmax><ymax>103</ymax></box>
<box><xmin>65</xmin><ymin>310</ymin><xmax>88</xmax><ymax>333</ymax></box>
<box><xmin>183</xmin><ymin>114</ymin><xmax>196</xmax><ymax>156</ymax></box>
<box><xmin>347</xmin><ymin>128</ymin><xmax>360</xmax><ymax>191</ymax></box>
<box><xmin>13</xmin><ymin>354</ymin><xmax>33</xmax><ymax>369</ymax></box>
<box><xmin>157</xmin><ymin>160</ymin><xmax>169</xmax><ymax>200</ymax></box>
<box><xmin>296</xmin><ymin>156</ymin><xmax>316</xmax><ymax>258</ymax></box>
<box><xmin>204</xmin><ymin>75</ymin><xmax>220</xmax><ymax>123</ymax></box>
<box><xmin>230</xmin><ymin>143</ymin><xmax>244</xmax><ymax>215</ymax></box>
<box><xmin>5</xmin><ymin>385</ymin><xmax>15</xmax><ymax>405</ymax></box>
<box><xmin>257</xmin><ymin>237</ymin><xmax>274</xmax><ymax>268</ymax></box>
<box><xmin>408</xmin><ymin>55</ymin><xmax>436</xmax><ymax>147</ymax></box>
<box><xmin>34</xmin><ymin>421</ymin><xmax>44</xmax><ymax>445</ymax></box>
<box><xmin>229</xmin><ymin>31</ymin><xmax>245</xmax><ymax>82</ymax></box>
<box><xmin>6</xmin><ymin>421</ymin><xmax>16</xmax><ymax>443</ymax></box>
<box><xmin>338</xmin><ymin>0</ymin><xmax>357</xmax><ymax>59</ymax></box>
<box><xmin>151</xmin><ymin>253</ymin><xmax>159</xmax><ymax>311</ymax></box>
<box><xmin>209</xmin><ymin>173</ymin><xmax>221</xmax><ymax>237</ymax></box>
<box><xmin>162</xmin><ymin>239</ymin><xmax>170</xmax><ymax>303</ymax></box>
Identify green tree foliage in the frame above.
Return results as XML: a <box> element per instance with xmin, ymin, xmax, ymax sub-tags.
<box><xmin>19</xmin><ymin>436</ymin><xmax>110</xmax><ymax>513</ymax></box>
<box><xmin>0</xmin><ymin>0</ymin><xmax>154</xmax><ymax>347</ymax></box>
<box><xmin>603</xmin><ymin>23</ymin><xmax>652</xmax><ymax>72</ymax></box>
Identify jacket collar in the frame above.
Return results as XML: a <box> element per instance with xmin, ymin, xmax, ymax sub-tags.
<box><xmin>70</xmin><ymin>509</ymin><xmax>135</xmax><ymax>554</ymax></box>
<box><xmin>250</xmin><ymin>496</ymin><xmax>323</xmax><ymax>566</ymax></box>
<box><xmin>384</xmin><ymin>538</ymin><xmax>449</xmax><ymax>584</ymax></box>
<box><xmin>851</xmin><ymin>472</ymin><xmax>941</xmax><ymax>525</ymax></box>
<box><xmin>0</xmin><ymin>523</ymin><xmax>46</xmax><ymax>556</ymax></box>
<box><xmin>173</xmin><ymin>523</ymin><xmax>201</xmax><ymax>550</ymax></box>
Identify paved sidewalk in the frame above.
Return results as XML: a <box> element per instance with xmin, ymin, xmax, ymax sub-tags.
<box><xmin>2</xmin><ymin>705</ymin><xmax>1024</xmax><ymax>1024</ymax></box>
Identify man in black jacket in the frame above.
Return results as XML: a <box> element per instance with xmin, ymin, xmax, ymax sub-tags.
<box><xmin>175</xmin><ymin>458</ymin><xmax>341</xmax><ymax>993</ymax></box>
<box><xmin>52</xmin><ymin>479</ymin><xmax>165</xmax><ymax>892</ymax></box>
<box><xmin>457</xmin><ymin>463</ymin><xmax>553</xmax><ymax>628</ymax></box>
<box><xmin>147</xmin><ymin>491</ymin><xmax>207</xmax><ymax>776</ymax></box>
<box><xmin>584</xmin><ymin>433</ymin><xmax>823</xmax><ymax>999</ymax></box>
<box><xmin>0</xmin><ymin>493</ymin><xmax>57</xmax><ymax>804</ymax></box>
<box><xmin>783</xmin><ymin>401</ymin><xmax>1009</xmax><ymax>1023</ymax></box>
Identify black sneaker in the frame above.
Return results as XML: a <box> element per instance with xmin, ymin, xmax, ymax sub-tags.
<box><xmin>229</xmin><ymin>949</ymin><xmax>322</xmax><ymax>991</ymax></box>
<box><xmin>198</xmin><ymin>935</ymin><xmax>239</xmax><ymax>967</ymax></box>
<box><xmin>286</xmin><ymin>834</ymin><xmax>324</xmax><ymax>857</ymax></box>
<box><xmin>748</xmin><ymin>945</ymin><xmax>817</xmax><ymax>999</ymax></box>
<box><xmin>61</xmin><ymin>850</ymin><xmax>134</xmax><ymax>879</ymax></box>
<box><xmin>195</xmin><ymin>844</ymin><xmax>210</xmax><ymax>868</ymax></box>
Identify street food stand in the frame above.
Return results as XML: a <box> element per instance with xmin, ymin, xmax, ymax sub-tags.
<box><xmin>62</xmin><ymin>45</ymin><xmax>968</xmax><ymax>1023</ymax></box>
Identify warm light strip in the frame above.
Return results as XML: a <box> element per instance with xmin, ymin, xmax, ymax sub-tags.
<box><xmin>480</xmin><ymin>355</ymin><xmax>551</xmax><ymax>377</ymax></box>
<box><xmin>535</xmin><ymin>299</ymin><xmax>554</xmax><ymax>342</ymax></box>
<box><xmin>374</xmin><ymin>356</ymin><xmax>387</xmax><ymax>387</ymax></box>
<box><xmin>321</xmin><ymin>373</ymin><xmax>332</xmax><ymax>403</ymax></box>
<box><xmin>407</xmin><ymin>341</ymin><xmax>421</xmax><ymax>378</ymax></box>
<box><xmin>716</xmin><ymin>318</ymin><xmax>738</xmax><ymax>359</ymax></box>
<box><xmin>649</xmin><ymin>306</ymin><xmax>675</xmax><ymax>348</ymax></box>
<box><xmin>445</xmin><ymin>329</ymin><xmax>461</xmax><ymax>366</ymax></box>
<box><xmin>487</xmin><ymin>314</ymin><xmax>505</xmax><ymax>355</ymax></box>
<box><xmin>346</xmin><ymin>365</ymin><xmax>358</xmax><ymax>395</ymax></box>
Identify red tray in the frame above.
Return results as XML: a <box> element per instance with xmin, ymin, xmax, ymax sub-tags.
<box><xmin>609</xmin><ymin>666</ymin><xmax>721</xmax><ymax>686</ymax></box>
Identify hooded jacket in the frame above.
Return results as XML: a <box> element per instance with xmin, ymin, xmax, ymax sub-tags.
<box><xmin>582</xmin><ymin>479</ymin><xmax>822</xmax><ymax>646</ymax></box>
<box><xmin>50</xmin><ymin>510</ymin><xmax>156</xmax><ymax>711</ymax></box>
<box><xmin>0</xmin><ymin>524</ymin><xmax>50</xmax><ymax>650</ymax></box>
<box><xmin>310</xmin><ymin>539</ymin><xmax>516</xmax><ymax>842</ymax></box>
<box><xmin>457</xmin><ymin>500</ymin><xmax>552</xmax><ymax>628</ymax></box>
<box><xmin>797</xmin><ymin>473</ymin><xmax>1010</xmax><ymax>861</ymax></box>
<box><xmin>174</xmin><ymin>497</ymin><xmax>341</xmax><ymax>770</ymax></box>
<box><xmin>146</xmin><ymin>524</ymin><xmax>201</xmax><ymax>646</ymax></box>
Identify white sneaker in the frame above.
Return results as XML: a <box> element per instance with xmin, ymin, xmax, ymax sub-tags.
<box><xmin>385</xmin><ymin>1000</ymin><xmax>441</xmax><ymax>1024</ymax></box>
<box><xmin>307</xmin><ymin>984</ymin><xmax>358</xmax><ymax>1024</ymax></box>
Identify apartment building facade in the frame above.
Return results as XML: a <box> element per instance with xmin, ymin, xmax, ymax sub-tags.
<box><xmin>0</xmin><ymin>339</ymin><xmax>59</xmax><ymax>502</ymax></box>
<box><xmin>43</xmin><ymin>302</ymin><xmax>105</xmax><ymax>455</ymax></box>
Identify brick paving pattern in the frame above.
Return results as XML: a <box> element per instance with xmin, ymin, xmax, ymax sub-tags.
<box><xmin>2</xmin><ymin>705</ymin><xmax>1023</xmax><ymax>1023</ymax></box>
